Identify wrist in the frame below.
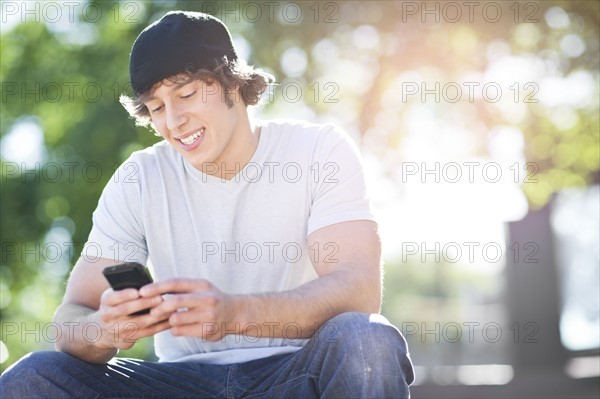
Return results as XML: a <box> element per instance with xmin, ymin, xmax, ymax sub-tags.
<box><xmin>227</xmin><ymin>294</ymin><xmax>251</xmax><ymax>332</ymax></box>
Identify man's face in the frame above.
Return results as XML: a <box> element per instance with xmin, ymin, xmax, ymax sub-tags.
<box><xmin>143</xmin><ymin>76</ymin><xmax>242</xmax><ymax>173</ymax></box>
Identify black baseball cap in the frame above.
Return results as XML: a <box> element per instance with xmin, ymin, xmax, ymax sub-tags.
<box><xmin>129</xmin><ymin>11</ymin><xmax>238</xmax><ymax>96</ymax></box>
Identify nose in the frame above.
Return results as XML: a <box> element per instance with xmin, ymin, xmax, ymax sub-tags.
<box><xmin>165</xmin><ymin>103</ymin><xmax>187</xmax><ymax>133</ymax></box>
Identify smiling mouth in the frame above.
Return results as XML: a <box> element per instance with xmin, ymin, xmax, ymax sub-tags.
<box><xmin>177</xmin><ymin>127</ymin><xmax>205</xmax><ymax>145</ymax></box>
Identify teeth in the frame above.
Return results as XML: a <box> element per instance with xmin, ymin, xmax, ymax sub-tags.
<box><xmin>180</xmin><ymin>133</ymin><xmax>198</xmax><ymax>145</ymax></box>
<box><xmin>179</xmin><ymin>128</ymin><xmax>204</xmax><ymax>145</ymax></box>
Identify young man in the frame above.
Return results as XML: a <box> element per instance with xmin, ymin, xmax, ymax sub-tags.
<box><xmin>0</xmin><ymin>11</ymin><xmax>414</xmax><ymax>398</ymax></box>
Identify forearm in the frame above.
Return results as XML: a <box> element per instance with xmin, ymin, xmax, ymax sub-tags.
<box><xmin>231</xmin><ymin>267</ymin><xmax>381</xmax><ymax>339</ymax></box>
<box><xmin>53</xmin><ymin>303</ymin><xmax>118</xmax><ymax>364</ymax></box>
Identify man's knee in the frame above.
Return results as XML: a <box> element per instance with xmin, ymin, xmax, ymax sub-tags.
<box><xmin>314</xmin><ymin>312</ymin><xmax>414</xmax><ymax>382</ymax></box>
<box><xmin>304</xmin><ymin>312</ymin><xmax>414</xmax><ymax>397</ymax></box>
<box><xmin>0</xmin><ymin>351</ymin><xmax>79</xmax><ymax>397</ymax></box>
<box><xmin>318</xmin><ymin>312</ymin><xmax>406</xmax><ymax>350</ymax></box>
<box><xmin>4</xmin><ymin>351</ymin><xmax>58</xmax><ymax>375</ymax></box>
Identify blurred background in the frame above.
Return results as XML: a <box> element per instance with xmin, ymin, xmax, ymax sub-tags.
<box><xmin>1</xmin><ymin>1</ymin><xmax>598</xmax><ymax>397</ymax></box>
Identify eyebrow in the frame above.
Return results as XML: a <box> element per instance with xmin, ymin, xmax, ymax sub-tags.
<box><xmin>141</xmin><ymin>80</ymin><xmax>193</xmax><ymax>102</ymax></box>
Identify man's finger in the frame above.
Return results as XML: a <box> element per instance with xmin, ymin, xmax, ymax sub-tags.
<box><xmin>137</xmin><ymin>319</ymin><xmax>172</xmax><ymax>338</ymax></box>
<box><xmin>168</xmin><ymin>308</ymin><xmax>208</xmax><ymax>326</ymax></box>
<box><xmin>102</xmin><ymin>288</ymin><xmax>140</xmax><ymax>306</ymax></box>
<box><xmin>150</xmin><ymin>292</ymin><xmax>216</xmax><ymax>318</ymax></box>
<box><xmin>139</xmin><ymin>278</ymin><xmax>212</xmax><ymax>297</ymax></box>
<box><xmin>104</xmin><ymin>296</ymin><xmax>162</xmax><ymax>321</ymax></box>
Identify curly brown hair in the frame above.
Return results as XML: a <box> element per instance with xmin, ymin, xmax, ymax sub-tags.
<box><xmin>120</xmin><ymin>57</ymin><xmax>275</xmax><ymax>128</ymax></box>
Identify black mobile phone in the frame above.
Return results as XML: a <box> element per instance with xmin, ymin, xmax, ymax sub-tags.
<box><xmin>102</xmin><ymin>262</ymin><xmax>154</xmax><ymax>315</ymax></box>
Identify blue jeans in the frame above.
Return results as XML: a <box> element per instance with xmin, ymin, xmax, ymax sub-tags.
<box><xmin>0</xmin><ymin>312</ymin><xmax>414</xmax><ymax>398</ymax></box>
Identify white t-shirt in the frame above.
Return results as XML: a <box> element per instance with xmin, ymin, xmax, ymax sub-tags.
<box><xmin>84</xmin><ymin>119</ymin><xmax>375</xmax><ymax>364</ymax></box>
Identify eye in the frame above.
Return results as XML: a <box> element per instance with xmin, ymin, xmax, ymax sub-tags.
<box><xmin>180</xmin><ymin>91</ymin><xmax>196</xmax><ymax>99</ymax></box>
<box><xmin>150</xmin><ymin>104</ymin><xmax>163</xmax><ymax>114</ymax></box>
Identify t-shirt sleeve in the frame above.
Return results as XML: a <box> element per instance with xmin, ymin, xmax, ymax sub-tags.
<box><xmin>306</xmin><ymin>125</ymin><xmax>376</xmax><ymax>236</ymax></box>
<box><xmin>82</xmin><ymin>159</ymin><xmax>148</xmax><ymax>264</ymax></box>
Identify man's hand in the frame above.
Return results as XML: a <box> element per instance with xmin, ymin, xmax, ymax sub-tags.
<box><xmin>140</xmin><ymin>279</ymin><xmax>237</xmax><ymax>341</ymax></box>
<box><xmin>137</xmin><ymin>221</ymin><xmax>381</xmax><ymax>343</ymax></box>
<box><xmin>94</xmin><ymin>287</ymin><xmax>171</xmax><ymax>350</ymax></box>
